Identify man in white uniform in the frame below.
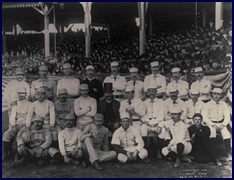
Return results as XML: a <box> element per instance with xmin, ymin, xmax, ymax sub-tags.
<box><xmin>161</xmin><ymin>107</ymin><xmax>192</xmax><ymax>168</ymax></box>
<box><xmin>103</xmin><ymin>61</ymin><xmax>126</xmax><ymax>101</ymax></box>
<box><xmin>166</xmin><ymin>67</ymin><xmax>189</xmax><ymax>101</ymax></box>
<box><xmin>144</xmin><ymin>61</ymin><xmax>166</xmax><ymax>99</ymax></box>
<box><xmin>126</xmin><ymin>67</ymin><xmax>144</xmax><ymax>99</ymax></box>
<box><xmin>74</xmin><ymin>84</ymin><xmax>97</xmax><ymax>130</ymax></box>
<box><xmin>191</xmin><ymin>67</ymin><xmax>212</xmax><ymax>103</ymax></box>
<box><xmin>57</xmin><ymin>63</ymin><xmax>80</xmax><ymax>101</ymax></box>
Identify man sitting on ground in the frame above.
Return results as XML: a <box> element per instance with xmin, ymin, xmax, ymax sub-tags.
<box><xmin>161</xmin><ymin>107</ymin><xmax>192</xmax><ymax>168</ymax></box>
<box><xmin>188</xmin><ymin>113</ymin><xmax>222</xmax><ymax>166</ymax></box>
<box><xmin>111</xmin><ymin>113</ymin><xmax>149</xmax><ymax>164</ymax></box>
<box><xmin>13</xmin><ymin>115</ymin><xmax>63</xmax><ymax>167</ymax></box>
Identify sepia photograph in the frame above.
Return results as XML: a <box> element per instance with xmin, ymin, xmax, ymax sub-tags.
<box><xmin>2</xmin><ymin>2</ymin><xmax>232</xmax><ymax>178</ymax></box>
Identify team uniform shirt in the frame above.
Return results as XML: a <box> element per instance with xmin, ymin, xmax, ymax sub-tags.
<box><xmin>4</xmin><ymin>80</ymin><xmax>30</xmax><ymax>105</ymax></box>
<box><xmin>111</xmin><ymin>126</ymin><xmax>144</xmax><ymax>152</ymax></box>
<box><xmin>74</xmin><ymin>96</ymin><xmax>97</xmax><ymax>124</ymax></box>
<box><xmin>190</xmin><ymin>78</ymin><xmax>211</xmax><ymax>101</ymax></box>
<box><xmin>58</xmin><ymin>127</ymin><xmax>82</xmax><ymax>156</ymax></box>
<box><xmin>166</xmin><ymin>120</ymin><xmax>191</xmax><ymax>145</ymax></box>
<box><xmin>57</xmin><ymin>77</ymin><xmax>80</xmax><ymax>97</ymax></box>
<box><xmin>10</xmin><ymin>100</ymin><xmax>32</xmax><ymax>126</ymax></box>
<box><xmin>166</xmin><ymin>80</ymin><xmax>189</xmax><ymax>99</ymax></box>
<box><xmin>142</xmin><ymin>98</ymin><xmax>165</xmax><ymax>124</ymax></box>
<box><xmin>120</xmin><ymin>98</ymin><xmax>145</xmax><ymax>120</ymax></box>
<box><xmin>164</xmin><ymin>98</ymin><xmax>187</xmax><ymax>121</ymax></box>
<box><xmin>202</xmin><ymin>100</ymin><xmax>231</xmax><ymax>139</ymax></box>
<box><xmin>17</xmin><ymin>128</ymin><xmax>52</xmax><ymax>150</ymax></box>
<box><xmin>26</xmin><ymin>100</ymin><xmax>56</xmax><ymax>127</ymax></box>
<box><xmin>126</xmin><ymin>80</ymin><xmax>144</xmax><ymax>98</ymax></box>
<box><xmin>31</xmin><ymin>78</ymin><xmax>57</xmax><ymax>100</ymax></box>
<box><xmin>144</xmin><ymin>74</ymin><xmax>166</xmax><ymax>94</ymax></box>
<box><xmin>54</xmin><ymin>99</ymin><xmax>75</xmax><ymax>119</ymax></box>
<box><xmin>186</xmin><ymin>99</ymin><xmax>205</xmax><ymax>119</ymax></box>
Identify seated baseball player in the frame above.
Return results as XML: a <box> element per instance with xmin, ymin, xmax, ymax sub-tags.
<box><xmin>74</xmin><ymin>84</ymin><xmax>97</xmax><ymax>131</ymax></box>
<box><xmin>2</xmin><ymin>87</ymin><xmax>32</xmax><ymax>161</ymax></box>
<box><xmin>26</xmin><ymin>87</ymin><xmax>60</xmax><ymax>149</ymax></box>
<box><xmin>202</xmin><ymin>88</ymin><xmax>232</xmax><ymax>161</ymax></box>
<box><xmin>111</xmin><ymin>113</ymin><xmax>149</xmax><ymax>163</ymax></box>
<box><xmin>188</xmin><ymin>113</ymin><xmax>222</xmax><ymax>166</ymax></box>
<box><xmin>54</xmin><ymin>88</ymin><xmax>75</xmax><ymax>130</ymax></box>
<box><xmin>140</xmin><ymin>84</ymin><xmax>165</xmax><ymax>159</ymax></box>
<box><xmin>81</xmin><ymin>114</ymin><xmax>117</xmax><ymax>164</ymax></box>
<box><xmin>161</xmin><ymin>107</ymin><xmax>192</xmax><ymax>168</ymax></box>
<box><xmin>58</xmin><ymin>114</ymin><xmax>104</xmax><ymax>171</ymax></box>
<box><xmin>13</xmin><ymin>115</ymin><xmax>63</xmax><ymax>167</ymax></box>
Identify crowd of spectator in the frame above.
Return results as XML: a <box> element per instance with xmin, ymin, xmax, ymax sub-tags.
<box><xmin>2</xmin><ymin>22</ymin><xmax>232</xmax><ymax>76</ymax></box>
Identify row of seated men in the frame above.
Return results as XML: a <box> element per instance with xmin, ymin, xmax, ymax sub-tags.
<box><xmin>2</xmin><ymin>83</ymin><xmax>231</xmax><ymax>169</ymax></box>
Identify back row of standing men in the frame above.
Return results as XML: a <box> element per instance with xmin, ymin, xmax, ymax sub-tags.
<box><xmin>3</xmin><ymin>60</ymin><xmax>232</xmax><ymax>168</ymax></box>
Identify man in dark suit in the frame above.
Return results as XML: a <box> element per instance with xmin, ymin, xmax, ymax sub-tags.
<box><xmin>97</xmin><ymin>83</ymin><xmax>120</xmax><ymax>133</ymax></box>
<box><xmin>188</xmin><ymin>113</ymin><xmax>222</xmax><ymax>166</ymax></box>
<box><xmin>81</xmin><ymin>65</ymin><xmax>104</xmax><ymax>103</ymax></box>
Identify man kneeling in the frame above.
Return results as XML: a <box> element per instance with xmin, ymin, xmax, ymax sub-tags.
<box><xmin>13</xmin><ymin>115</ymin><xmax>62</xmax><ymax>166</ymax></box>
<box><xmin>162</xmin><ymin>107</ymin><xmax>192</xmax><ymax>168</ymax></box>
<box><xmin>111</xmin><ymin>113</ymin><xmax>149</xmax><ymax>163</ymax></box>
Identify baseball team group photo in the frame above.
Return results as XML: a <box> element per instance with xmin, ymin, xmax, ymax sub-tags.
<box><xmin>2</xmin><ymin>2</ymin><xmax>232</xmax><ymax>178</ymax></box>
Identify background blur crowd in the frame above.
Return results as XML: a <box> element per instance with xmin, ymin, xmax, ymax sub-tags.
<box><xmin>2</xmin><ymin>22</ymin><xmax>232</xmax><ymax>77</ymax></box>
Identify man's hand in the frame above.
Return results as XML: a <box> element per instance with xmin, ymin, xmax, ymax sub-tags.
<box><xmin>143</xmin><ymin>121</ymin><xmax>150</xmax><ymax>126</ymax></box>
<box><xmin>188</xmin><ymin>122</ymin><xmax>193</xmax><ymax>127</ymax></box>
<box><xmin>64</xmin><ymin>155</ymin><xmax>71</xmax><ymax>164</ymax></box>
<box><xmin>219</xmin><ymin>124</ymin><xmax>225</xmax><ymax>130</ymax></box>
<box><xmin>191</xmin><ymin>133</ymin><xmax>196</xmax><ymax>143</ymax></box>
<box><xmin>167</xmin><ymin>144</ymin><xmax>172</xmax><ymax>151</ymax></box>
<box><xmin>132</xmin><ymin>150</ymin><xmax>138</xmax><ymax>160</ymax></box>
<box><xmin>156</xmin><ymin>127</ymin><xmax>162</xmax><ymax>134</ymax></box>
<box><xmin>212</xmin><ymin>124</ymin><xmax>219</xmax><ymax>130</ymax></box>
<box><xmin>72</xmin><ymin>147</ymin><xmax>81</xmax><ymax>157</ymax></box>
<box><xmin>19</xmin><ymin>144</ymin><xmax>26</xmax><ymax>155</ymax></box>
<box><xmin>12</xmin><ymin>126</ymin><xmax>17</xmax><ymax>133</ymax></box>
<box><xmin>126</xmin><ymin>151</ymin><xmax>132</xmax><ymax>159</ymax></box>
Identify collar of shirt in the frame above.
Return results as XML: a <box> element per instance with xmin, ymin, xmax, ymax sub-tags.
<box><xmin>120</xmin><ymin>126</ymin><xmax>131</xmax><ymax>133</ymax></box>
<box><xmin>111</xmin><ymin>75</ymin><xmax>120</xmax><ymax>79</ymax></box>
<box><xmin>173</xmin><ymin>120</ymin><xmax>183</xmax><ymax>127</ymax></box>
<box><xmin>87</xmin><ymin>77</ymin><xmax>95</xmax><ymax>81</ymax></box>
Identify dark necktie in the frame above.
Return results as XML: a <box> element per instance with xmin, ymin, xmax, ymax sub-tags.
<box><xmin>133</xmin><ymin>81</ymin><xmax>136</xmax><ymax>86</ymax></box>
<box><xmin>114</xmin><ymin>77</ymin><xmax>117</xmax><ymax>81</ymax></box>
<box><xmin>128</xmin><ymin>100</ymin><xmax>131</xmax><ymax>105</ymax></box>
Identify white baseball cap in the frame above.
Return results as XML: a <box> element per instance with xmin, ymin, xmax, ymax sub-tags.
<box><xmin>151</xmin><ymin>61</ymin><xmax>159</xmax><ymax>67</ymax></box>
<box><xmin>194</xmin><ymin>67</ymin><xmax>203</xmax><ymax>72</ymax></box>
<box><xmin>129</xmin><ymin>67</ymin><xmax>138</xmax><ymax>73</ymax></box>
<box><xmin>171</xmin><ymin>67</ymin><xmax>181</xmax><ymax>73</ymax></box>
<box><xmin>111</xmin><ymin>61</ymin><xmax>119</xmax><ymax>67</ymax></box>
<box><xmin>86</xmin><ymin>65</ymin><xmax>95</xmax><ymax>71</ymax></box>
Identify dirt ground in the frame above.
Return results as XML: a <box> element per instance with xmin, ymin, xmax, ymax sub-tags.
<box><xmin>2</xmin><ymin>110</ymin><xmax>232</xmax><ymax>178</ymax></box>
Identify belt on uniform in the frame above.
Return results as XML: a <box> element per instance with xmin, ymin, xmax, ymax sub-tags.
<box><xmin>157</xmin><ymin>95</ymin><xmax>164</xmax><ymax>99</ymax></box>
<box><xmin>181</xmin><ymin>98</ymin><xmax>188</xmax><ymax>102</ymax></box>
<box><xmin>149</xmin><ymin>118</ymin><xmax>157</xmax><ymax>120</ymax></box>
<box><xmin>212</xmin><ymin>119</ymin><xmax>224</xmax><ymax>124</ymax></box>
<box><xmin>187</xmin><ymin>116</ymin><xmax>193</xmax><ymax>119</ymax></box>
<box><xmin>131</xmin><ymin>119</ymin><xmax>140</xmax><ymax>121</ymax></box>
<box><xmin>114</xmin><ymin>95</ymin><xmax>124</xmax><ymax>99</ymax></box>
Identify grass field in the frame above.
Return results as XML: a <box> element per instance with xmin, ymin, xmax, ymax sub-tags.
<box><xmin>2</xmin><ymin>110</ymin><xmax>232</xmax><ymax>178</ymax></box>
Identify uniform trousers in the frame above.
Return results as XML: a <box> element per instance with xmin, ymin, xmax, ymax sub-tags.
<box><xmin>3</xmin><ymin>124</ymin><xmax>25</xmax><ymax>142</ymax></box>
<box><xmin>162</xmin><ymin>141</ymin><xmax>192</xmax><ymax>157</ymax></box>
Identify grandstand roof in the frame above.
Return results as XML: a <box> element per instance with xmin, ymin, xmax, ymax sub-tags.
<box><xmin>2</xmin><ymin>2</ymin><xmax>231</xmax><ymax>32</ymax></box>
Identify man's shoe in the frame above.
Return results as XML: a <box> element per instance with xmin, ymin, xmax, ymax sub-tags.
<box><xmin>38</xmin><ymin>159</ymin><xmax>47</xmax><ymax>166</ymax></box>
<box><xmin>93</xmin><ymin>160</ymin><xmax>104</xmax><ymax>171</ymax></box>
<box><xmin>181</xmin><ymin>156</ymin><xmax>192</xmax><ymax>163</ymax></box>
<box><xmin>174</xmin><ymin>158</ymin><xmax>181</xmax><ymax>168</ymax></box>
<box><xmin>142</xmin><ymin>157</ymin><xmax>150</xmax><ymax>163</ymax></box>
